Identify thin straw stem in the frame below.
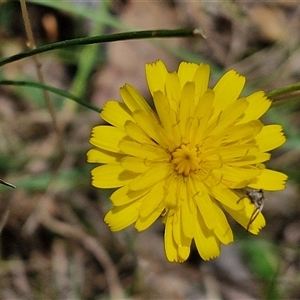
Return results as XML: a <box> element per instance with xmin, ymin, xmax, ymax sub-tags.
<box><xmin>0</xmin><ymin>28</ymin><xmax>204</xmax><ymax>67</ymax></box>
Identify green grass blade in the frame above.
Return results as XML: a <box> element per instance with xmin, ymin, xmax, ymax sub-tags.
<box><xmin>0</xmin><ymin>79</ymin><xmax>101</xmax><ymax>112</ymax></box>
<box><xmin>0</xmin><ymin>28</ymin><xmax>201</xmax><ymax>67</ymax></box>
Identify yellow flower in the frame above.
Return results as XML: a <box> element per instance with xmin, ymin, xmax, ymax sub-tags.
<box><xmin>87</xmin><ymin>60</ymin><xmax>287</xmax><ymax>262</ymax></box>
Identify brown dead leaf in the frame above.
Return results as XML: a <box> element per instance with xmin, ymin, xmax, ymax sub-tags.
<box><xmin>247</xmin><ymin>5</ymin><xmax>287</xmax><ymax>42</ymax></box>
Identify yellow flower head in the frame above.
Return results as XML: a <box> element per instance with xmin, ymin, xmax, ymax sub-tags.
<box><xmin>87</xmin><ymin>60</ymin><xmax>287</xmax><ymax>262</ymax></box>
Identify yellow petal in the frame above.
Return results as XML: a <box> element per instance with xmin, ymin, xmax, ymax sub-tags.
<box><xmin>138</xmin><ymin>182</ymin><xmax>164</xmax><ymax>217</ymax></box>
<box><xmin>104</xmin><ymin>201</ymin><xmax>141</xmax><ymax>231</ymax></box>
<box><xmin>191</xmin><ymin>181</ymin><xmax>217</xmax><ymax>230</ymax></box>
<box><xmin>208</xmin><ymin>99</ymin><xmax>249</xmax><ymax>137</ymax></box>
<box><xmin>177</xmin><ymin>61</ymin><xmax>198</xmax><ymax>87</ymax></box>
<box><xmin>247</xmin><ymin>213</ymin><xmax>266</xmax><ymax>234</ymax></box>
<box><xmin>100</xmin><ymin>100</ymin><xmax>134</xmax><ymax>128</ymax></box>
<box><xmin>165</xmin><ymin>72</ymin><xmax>181</xmax><ymax>105</ymax></box>
<box><xmin>178</xmin><ymin>82</ymin><xmax>195</xmax><ymax>139</ymax></box>
<box><xmin>110</xmin><ymin>185</ymin><xmax>150</xmax><ymax>206</ymax></box>
<box><xmin>213</xmin><ymin>70</ymin><xmax>245</xmax><ymax>113</ymax></box>
<box><xmin>239</xmin><ymin>91</ymin><xmax>271</xmax><ymax>124</ymax></box>
<box><xmin>173</xmin><ymin>209</ymin><xmax>182</xmax><ymax>245</ymax></box>
<box><xmin>91</xmin><ymin>164</ymin><xmax>139</xmax><ymax>188</ymax></box>
<box><xmin>146</xmin><ymin>60</ymin><xmax>168</xmax><ymax>95</ymax></box>
<box><xmin>194</xmin><ymin>210</ymin><xmax>221</xmax><ymax>260</ymax></box>
<box><xmin>255</xmin><ymin>125</ymin><xmax>286</xmax><ymax>152</ymax></box>
<box><xmin>210</xmin><ymin>184</ymin><xmax>243</xmax><ymax>210</ymax></box>
<box><xmin>90</xmin><ymin>126</ymin><xmax>126</xmax><ymax>153</ymax></box>
<box><xmin>180</xmin><ymin>193</ymin><xmax>195</xmax><ymax>239</ymax></box>
<box><xmin>152</xmin><ymin>91</ymin><xmax>178</xmax><ymax>140</ymax></box>
<box><xmin>249</xmin><ymin>169</ymin><xmax>288</xmax><ymax>191</ymax></box>
<box><xmin>164</xmin><ymin>215</ymin><xmax>178</xmax><ymax>262</ymax></box>
<box><xmin>135</xmin><ymin>207</ymin><xmax>163</xmax><ymax>231</ymax></box>
<box><xmin>121</xmin><ymin>156</ymin><xmax>150</xmax><ymax>173</ymax></box>
<box><xmin>164</xmin><ymin>175</ymin><xmax>181</xmax><ymax>208</ymax></box>
<box><xmin>132</xmin><ymin>110</ymin><xmax>172</xmax><ymax>148</ymax></box>
<box><xmin>217</xmin><ymin>144</ymin><xmax>259</xmax><ymax>161</ymax></box>
<box><xmin>214</xmin><ymin>120</ymin><xmax>263</xmax><ymax>146</ymax></box>
<box><xmin>129</xmin><ymin>163</ymin><xmax>172</xmax><ymax>190</ymax></box>
<box><xmin>87</xmin><ymin>148</ymin><xmax>124</xmax><ymax>163</ymax></box>
<box><xmin>212</xmin><ymin>165</ymin><xmax>261</xmax><ymax>187</ymax></box>
<box><xmin>192</xmin><ymin>63</ymin><xmax>210</xmax><ymax>102</ymax></box>
<box><xmin>172</xmin><ymin>210</ymin><xmax>192</xmax><ymax>262</ymax></box>
<box><xmin>211</xmin><ymin>201</ymin><xmax>233</xmax><ymax>244</ymax></box>
<box><xmin>124</xmin><ymin>120</ymin><xmax>157</xmax><ymax>146</ymax></box>
<box><xmin>178</xmin><ymin>244</ymin><xmax>191</xmax><ymax>262</ymax></box>
<box><xmin>120</xmin><ymin>84</ymin><xmax>156</xmax><ymax>119</ymax></box>
<box><xmin>227</xmin><ymin>153</ymin><xmax>271</xmax><ymax>166</ymax></box>
<box><xmin>191</xmin><ymin>89</ymin><xmax>215</xmax><ymax>146</ymax></box>
<box><xmin>118</xmin><ymin>138</ymin><xmax>169</xmax><ymax>161</ymax></box>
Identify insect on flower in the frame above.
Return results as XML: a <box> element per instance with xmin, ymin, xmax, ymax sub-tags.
<box><xmin>238</xmin><ymin>188</ymin><xmax>266</xmax><ymax>232</ymax></box>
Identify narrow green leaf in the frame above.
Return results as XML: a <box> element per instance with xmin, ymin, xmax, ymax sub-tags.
<box><xmin>0</xmin><ymin>28</ymin><xmax>202</xmax><ymax>67</ymax></box>
<box><xmin>0</xmin><ymin>79</ymin><xmax>101</xmax><ymax>112</ymax></box>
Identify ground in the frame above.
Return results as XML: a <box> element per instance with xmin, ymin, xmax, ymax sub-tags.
<box><xmin>0</xmin><ymin>1</ymin><xmax>300</xmax><ymax>299</ymax></box>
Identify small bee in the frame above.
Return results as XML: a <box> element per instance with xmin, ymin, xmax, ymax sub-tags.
<box><xmin>237</xmin><ymin>188</ymin><xmax>266</xmax><ymax>232</ymax></box>
<box><xmin>0</xmin><ymin>179</ymin><xmax>15</xmax><ymax>189</ymax></box>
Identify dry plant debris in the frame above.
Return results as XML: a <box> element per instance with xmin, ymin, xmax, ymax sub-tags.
<box><xmin>0</xmin><ymin>1</ymin><xmax>300</xmax><ymax>299</ymax></box>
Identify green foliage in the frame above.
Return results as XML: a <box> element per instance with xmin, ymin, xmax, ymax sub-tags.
<box><xmin>240</xmin><ymin>236</ymin><xmax>281</xmax><ymax>300</ymax></box>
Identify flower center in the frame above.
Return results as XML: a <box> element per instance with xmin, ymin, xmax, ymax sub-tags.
<box><xmin>171</xmin><ymin>144</ymin><xmax>201</xmax><ymax>176</ymax></box>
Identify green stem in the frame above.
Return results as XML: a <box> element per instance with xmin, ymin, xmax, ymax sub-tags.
<box><xmin>0</xmin><ymin>28</ymin><xmax>203</xmax><ymax>67</ymax></box>
<box><xmin>0</xmin><ymin>80</ymin><xmax>101</xmax><ymax>112</ymax></box>
<box><xmin>266</xmin><ymin>82</ymin><xmax>300</xmax><ymax>99</ymax></box>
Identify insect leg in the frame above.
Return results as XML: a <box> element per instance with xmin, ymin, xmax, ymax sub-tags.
<box><xmin>246</xmin><ymin>202</ymin><xmax>264</xmax><ymax>232</ymax></box>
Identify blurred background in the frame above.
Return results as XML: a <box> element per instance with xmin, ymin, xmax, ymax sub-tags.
<box><xmin>0</xmin><ymin>1</ymin><xmax>300</xmax><ymax>299</ymax></box>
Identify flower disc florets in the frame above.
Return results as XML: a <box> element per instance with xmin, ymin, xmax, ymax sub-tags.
<box><xmin>171</xmin><ymin>144</ymin><xmax>201</xmax><ymax>176</ymax></box>
<box><xmin>87</xmin><ymin>60</ymin><xmax>287</xmax><ymax>262</ymax></box>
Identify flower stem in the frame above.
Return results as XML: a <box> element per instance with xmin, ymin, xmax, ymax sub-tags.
<box><xmin>0</xmin><ymin>28</ymin><xmax>204</xmax><ymax>67</ymax></box>
<box><xmin>266</xmin><ymin>82</ymin><xmax>300</xmax><ymax>99</ymax></box>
